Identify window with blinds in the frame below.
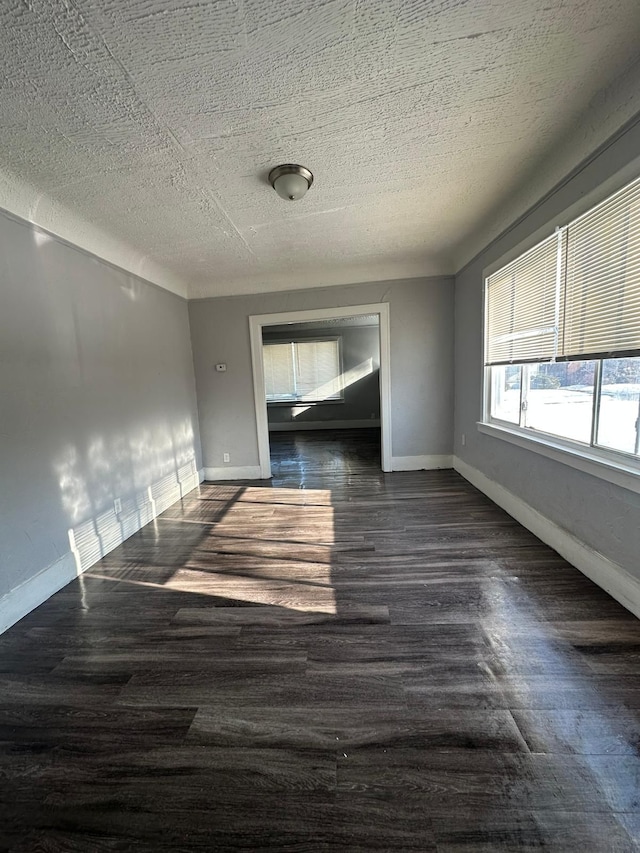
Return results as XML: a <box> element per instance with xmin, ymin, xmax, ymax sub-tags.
<box><xmin>485</xmin><ymin>175</ymin><xmax>640</xmax><ymax>366</ymax></box>
<box><xmin>484</xmin><ymin>175</ymin><xmax>640</xmax><ymax>463</ymax></box>
<box><xmin>562</xmin><ymin>179</ymin><xmax>640</xmax><ymax>360</ymax></box>
<box><xmin>263</xmin><ymin>339</ymin><xmax>342</xmax><ymax>402</ymax></box>
<box><xmin>485</xmin><ymin>232</ymin><xmax>562</xmax><ymax>365</ymax></box>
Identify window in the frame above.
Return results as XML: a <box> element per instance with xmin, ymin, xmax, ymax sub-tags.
<box><xmin>484</xmin><ymin>175</ymin><xmax>640</xmax><ymax>468</ymax></box>
<box><xmin>263</xmin><ymin>338</ymin><xmax>343</xmax><ymax>403</ymax></box>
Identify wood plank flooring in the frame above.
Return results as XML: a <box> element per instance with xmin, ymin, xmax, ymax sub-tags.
<box><xmin>1</xmin><ymin>429</ymin><xmax>639</xmax><ymax>851</ymax></box>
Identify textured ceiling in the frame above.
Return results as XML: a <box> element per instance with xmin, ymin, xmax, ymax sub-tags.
<box><xmin>2</xmin><ymin>0</ymin><xmax>640</xmax><ymax>298</ymax></box>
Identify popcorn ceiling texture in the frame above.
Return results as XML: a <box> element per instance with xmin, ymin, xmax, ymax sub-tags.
<box><xmin>2</xmin><ymin>0</ymin><xmax>640</xmax><ymax>297</ymax></box>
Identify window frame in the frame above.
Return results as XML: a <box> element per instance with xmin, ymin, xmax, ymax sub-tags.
<box><xmin>263</xmin><ymin>335</ymin><xmax>344</xmax><ymax>405</ymax></box>
<box><xmin>480</xmin><ymin>172</ymin><xmax>640</xmax><ymax>495</ymax></box>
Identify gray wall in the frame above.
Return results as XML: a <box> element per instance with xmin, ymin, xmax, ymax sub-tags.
<box><xmin>0</xmin><ymin>211</ymin><xmax>201</xmax><ymax>621</ymax></box>
<box><xmin>454</xmin><ymin>117</ymin><xmax>640</xmax><ymax>582</ymax></box>
<box><xmin>189</xmin><ymin>276</ymin><xmax>454</xmax><ymax>470</ymax></box>
<box><xmin>263</xmin><ymin>324</ymin><xmax>380</xmax><ymax>429</ymax></box>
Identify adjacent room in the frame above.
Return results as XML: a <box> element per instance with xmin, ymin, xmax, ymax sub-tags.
<box><xmin>261</xmin><ymin>313</ymin><xmax>383</xmax><ymax>477</ymax></box>
<box><xmin>1</xmin><ymin>0</ymin><xmax>640</xmax><ymax>849</ymax></box>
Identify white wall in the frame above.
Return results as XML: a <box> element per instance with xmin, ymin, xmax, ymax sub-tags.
<box><xmin>0</xmin><ymin>211</ymin><xmax>202</xmax><ymax>632</ymax></box>
<box><xmin>189</xmin><ymin>277</ymin><xmax>454</xmax><ymax>476</ymax></box>
<box><xmin>454</xmin><ymin>115</ymin><xmax>640</xmax><ymax>616</ymax></box>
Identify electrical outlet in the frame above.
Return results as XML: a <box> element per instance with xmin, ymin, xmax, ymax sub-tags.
<box><xmin>114</xmin><ymin>498</ymin><xmax>122</xmax><ymax>514</ymax></box>
<box><xmin>223</xmin><ymin>453</ymin><xmax>230</xmax><ymax>463</ymax></box>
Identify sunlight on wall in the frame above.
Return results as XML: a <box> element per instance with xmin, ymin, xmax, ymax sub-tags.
<box><xmin>292</xmin><ymin>358</ymin><xmax>374</xmax><ymax>417</ymax></box>
<box><xmin>55</xmin><ymin>446</ymin><xmax>92</xmax><ymax>525</ymax></box>
<box><xmin>33</xmin><ymin>230</ymin><xmax>53</xmax><ymax>248</ymax></box>
<box><xmin>119</xmin><ymin>280</ymin><xmax>140</xmax><ymax>301</ymax></box>
<box><xmin>57</xmin><ymin>416</ymin><xmax>199</xmax><ymax>573</ymax></box>
<box><xmin>86</xmin><ymin>437</ymin><xmax>115</xmax><ymax>509</ymax></box>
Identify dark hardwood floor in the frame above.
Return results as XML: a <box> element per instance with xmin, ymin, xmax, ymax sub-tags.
<box><xmin>1</xmin><ymin>429</ymin><xmax>640</xmax><ymax>851</ymax></box>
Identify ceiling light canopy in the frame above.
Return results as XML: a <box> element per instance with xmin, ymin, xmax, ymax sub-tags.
<box><xmin>269</xmin><ymin>164</ymin><xmax>314</xmax><ymax>201</ymax></box>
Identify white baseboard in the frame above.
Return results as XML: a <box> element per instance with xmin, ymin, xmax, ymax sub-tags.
<box><xmin>203</xmin><ymin>465</ymin><xmax>262</xmax><ymax>481</ymax></box>
<box><xmin>268</xmin><ymin>419</ymin><xmax>381</xmax><ymax>432</ymax></box>
<box><xmin>453</xmin><ymin>455</ymin><xmax>640</xmax><ymax>620</ymax></box>
<box><xmin>0</xmin><ymin>553</ymin><xmax>78</xmax><ymax>635</ymax></box>
<box><xmin>392</xmin><ymin>454</ymin><xmax>453</xmax><ymax>471</ymax></box>
<box><xmin>0</xmin><ymin>466</ymin><xmax>202</xmax><ymax>636</ymax></box>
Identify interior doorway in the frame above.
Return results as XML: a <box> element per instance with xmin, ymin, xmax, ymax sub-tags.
<box><xmin>249</xmin><ymin>304</ymin><xmax>392</xmax><ymax>478</ymax></box>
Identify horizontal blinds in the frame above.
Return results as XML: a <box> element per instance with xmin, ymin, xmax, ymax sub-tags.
<box><xmin>264</xmin><ymin>343</ymin><xmax>294</xmax><ymax>398</ymax></box>
<box><xmin>295</xmin><ymin>340</ymin><xmax>341</xmax><ymax>400</ymax></box>
<box><xmin>485</xmin><ymin>232</ymin><xmax>561</xmax><ymax>365</ymax></box>
<box><xmin>264</xmin><ymin>340</ymin><xmax>341</xmax><ymax>401</ymax></box>
<box><xmin>562</xmin><ymin>177</ymin><xmax>640</xmax><ymax>360</ymax></box>
<box><xmin>485</xmin><ymin>175</ymin><xmax>640</xmax><ymax>366</ymax></box>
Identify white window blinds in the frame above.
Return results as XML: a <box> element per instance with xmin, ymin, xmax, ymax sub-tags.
<box><xmin>485</xmin><ymin>233</ymin><xmax>562</xmax><ymax>365</ymax></box>
<box><xmin>485</xmin><ymin>175</ymin><xmax>640</xmax><ymax>366</ymax></box>
<box><xmin>263</xmin><ymin>339</ymin><xmax>342</xmax><ymax>401</ymax></box>
<box><xmin>562</xmin><ymin>178</ymin><xmax>640</xmax><ymax>360</ymax></box>
<box><xmin>263</xmin><ymin>343</ymin><xmax>294</xmax><ymax>399</ymax></box>
<box><xmin>294</xmin><ymin>340</ymin><xmax>341</xmax><ymax>400</ymax></box>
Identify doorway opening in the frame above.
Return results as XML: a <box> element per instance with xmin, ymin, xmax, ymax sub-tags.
<box><xmin>249</xmin><ymin>304</ymin><xmax>392</xmax><ymax>478</ymax></box>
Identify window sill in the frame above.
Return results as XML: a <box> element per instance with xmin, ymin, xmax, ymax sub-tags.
<box><xmin>477</xmin><ymin>421</ymin><xmax>640</xmax><ymax>495</ymax></box>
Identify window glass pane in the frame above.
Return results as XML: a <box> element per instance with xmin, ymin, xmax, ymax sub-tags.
<box><xmin>525</xmin><ymin>361</ymin><xmax>595</xmax><ymax>444</ymax></box>
<box><xmin>596</xmin><ymin>357</ymin><xmax>640</xmax><ymax>455</ymax></box>
<box><xmin>490</xmin><ymin>365</ymin><xmax>521</xmax><ymax>424</ymax></box>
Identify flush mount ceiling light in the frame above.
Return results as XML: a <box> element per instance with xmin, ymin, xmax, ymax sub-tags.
<box><xmin>268</xmin><ymin>164</ymin><xmax>314</xmax><ymax>201</ymax></box>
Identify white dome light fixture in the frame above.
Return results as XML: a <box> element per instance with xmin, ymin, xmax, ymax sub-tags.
<box><xmin>269</xmin><ymin>164</ymin><xmax>314</xmax><ymax>201</ymax></box>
